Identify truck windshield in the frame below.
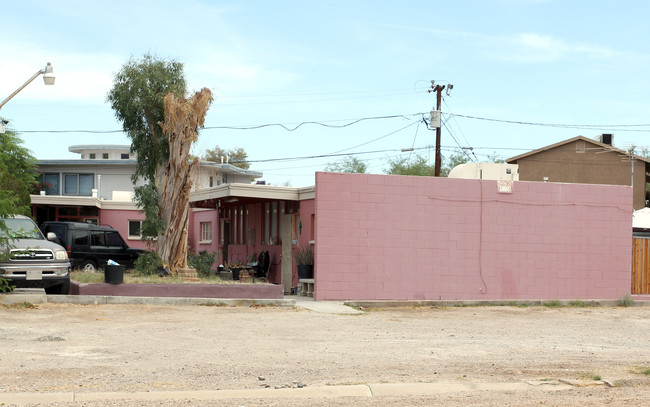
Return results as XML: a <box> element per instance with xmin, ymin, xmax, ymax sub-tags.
<box><xmin>0</xmin><ymin>218</ymin><xmax>43</xmax><ymax>240</ymax></box>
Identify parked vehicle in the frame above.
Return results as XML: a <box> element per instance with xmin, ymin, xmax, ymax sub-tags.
<box><xmin>0</xmin><ymin>215</ymin><xmax>71</xmax><ymax>294</ymax></box>
<box><xmin>40</xmin><ymin>221</ymin><xmax>144</xmax><ymax>272</ymax></box>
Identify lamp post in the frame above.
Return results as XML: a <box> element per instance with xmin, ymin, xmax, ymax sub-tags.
<box><xmin>0</xmin><ymin>62</ymin><xmax>55</xmax><ymax>133</ymax></box>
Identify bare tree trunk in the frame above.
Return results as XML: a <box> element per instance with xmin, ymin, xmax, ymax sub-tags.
<box><xmin>156</xmin><ymin>88</ymin><xmax>213</xmax><ymax>274</ymax></box>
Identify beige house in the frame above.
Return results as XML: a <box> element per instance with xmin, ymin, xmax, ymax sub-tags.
<box><xmin>506</xmin><ymin>135</ymin><xmax>650</xmax><ymax>210</ymax></box>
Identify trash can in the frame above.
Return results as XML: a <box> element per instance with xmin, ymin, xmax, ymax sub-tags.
<box><xmin>105</xmin><ymin>265</ymin><xmax>125</xmax><ymax>284</ymax></box>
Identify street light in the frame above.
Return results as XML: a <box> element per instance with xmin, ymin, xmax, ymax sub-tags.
<box><xmin>0</xmin><ymin>62</ymin><xmax>56</xmax><ymax>128</ymax></box>
<box><xmin>42</xmin><ymin>62</ymin><xmax>55</xmax><ymax>85</ymax></box>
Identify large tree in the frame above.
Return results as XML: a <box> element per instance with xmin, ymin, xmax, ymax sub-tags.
<box><xmin>384</xmin><ymin>154</ymin><xmax>436</xmax><ymax>176</ymax></box>
<box><xmin>325</xmin><ymin>156</ymin><xmax>368</xmax><ymax>173</ymax></box>
<box><xmin>0</xmin><ymin>128</ymin><xmax>38</xmax><ymax>217</ymax></box>
<box><xmin>158</xmin><ymin>89</ymin><xmax>213</xmax><ymax>271</ymax></box>
<box><xmin>203</xmin><ymin>146</ymin><xmax>250</xmax><ymax>169</ymax></box>
<box><xmin>384</xmin><ymin>149</ymin><xmax>479</xmax><ymax>177</ymax></box>
<box><xmin>107</xmin><ymin>55</ymin><xmax>212</xmax><ymax>273</ymax></box>
<box><xmin>107</xmin><ymin>54</ymin><xmax>187</xmax><ymax>245</ymax></box>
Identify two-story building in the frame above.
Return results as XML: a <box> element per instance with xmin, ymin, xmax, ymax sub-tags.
<box><xmin>31</xmin><ymin>145</ymin><xmax>263</xmax><ymax>250</ymax></box>
<box><xmin>506</xmin><ymin>135</ymin><xmax>650</xmax><ymax>209</ymax></box>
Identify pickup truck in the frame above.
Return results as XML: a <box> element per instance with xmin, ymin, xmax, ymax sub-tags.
<box><xmin>0</xmin><ymin>215</ymin><xmax>71</xmax><ymax>294</ymax></box>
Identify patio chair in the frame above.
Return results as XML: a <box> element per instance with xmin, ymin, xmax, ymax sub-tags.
<box><xmin>253</xmin><ymin>250</ymin><xmax>270</xmax><ymax>282</ymax></box>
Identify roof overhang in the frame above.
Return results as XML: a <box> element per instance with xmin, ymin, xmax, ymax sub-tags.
<box><xmin>197</xmin><ymin>161</ymin><xmax>263</xmax><ymax>178</ymax></box>
<box><xmin>30</xmin><ymin>194</ymin><xmax>103</xmax><ymax>208</ymax></box>
<box><xmin>29</xmin><ymin>195</ymin><xmax>138</xmax><ymax>211</ymax></box>
<box><xmin>68</xmin><ymin>145</ymin><xmax>130</xmax><ymax>154</ymax></box>
<box><xmin>37</xmin><ymin>159</ymin><xmax>137</xmax><ymax>166</ymax></box>
<box><xmin>190</xmin><ymin>183</ymin><xmax>315</xmax><ymax>208</ymax></box>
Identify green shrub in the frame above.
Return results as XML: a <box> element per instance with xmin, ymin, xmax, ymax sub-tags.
<box><xmin>568</xmin><ymin>300</ymin><xmax>591</xmax><ymax>307</ymax></box>
<box><xmin>134</xmin><ymin>250</ymin><xmax>163</xmax><ymax>276</ymax></box>
<box><xmin>187</xmin><ymin>250</ymin><xmax>217</xmax><ymax>278</ymax></box>
<box><xmin>0</xmin><ymin>277</ymin><xmax>15</xmax><ymax>293</ymax></box>
<box><xmin>543</xmin><ymin>300</ymin><xmax>563</xmax><ymax>308</ymax></box>
<box><xmin>617</xmin><ymin>293</ymin><xmax>634</xmax><ymax>307</ymax></box>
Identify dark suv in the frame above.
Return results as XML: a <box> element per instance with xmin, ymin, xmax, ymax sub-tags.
<box><xmin>1</xmin><ymin>215</ymin><xmax>71</xmax><ymax>294</ymax></box>
<box><xmin>40</xmin><ymin>221</ymin><xmax>144</xmax><ymax>272</ymax></box>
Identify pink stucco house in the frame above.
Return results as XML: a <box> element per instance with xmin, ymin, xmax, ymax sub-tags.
<box><xmin>189</xmin><ymin>172</ymin><xmax>633</xmax><ymax>301</ymax></box>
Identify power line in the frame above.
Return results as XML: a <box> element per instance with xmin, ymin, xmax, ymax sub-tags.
<box><xmin>16</xmin><ymin>114</ymin><xmax>419</xmax><ymax>134</ymax></box>
<box><xmin>443</xmin><ymin>99</ymin><xmax>475</xmax><ymax>153</ymax></box>
<box><xmin>204</xmin><ymin>114</ymin><xmax>415</xmax><ymax>132</ymax></box>
<box><xmin>330</xmin><ymin>120</ymin><xmax>420</xmax><ymax>154</ymax></box>
<box><xmin>240</xmin><ymin>146</ymin><xmax>431</xmax><ymax>164</ymax></box>
<box><xmin>13</xmin><ymin>111</ymin><xmax>650</xmax><ymax>134</ymax></box>
<box><xmin>448</xmin><ymin>113</ymin><xmax>650</xmax><ymax>132</ymax></box>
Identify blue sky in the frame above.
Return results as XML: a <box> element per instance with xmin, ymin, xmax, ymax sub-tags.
<box><xmin>2</xmin><ymin>0</ymin><xmax>649</xmax><ymax>187</ymax></box>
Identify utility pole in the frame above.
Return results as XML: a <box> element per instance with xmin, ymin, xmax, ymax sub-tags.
<box><xmin>428</xmin><ymin>81</ymin><xmax>452</xmax><ymax>176</ymax></box>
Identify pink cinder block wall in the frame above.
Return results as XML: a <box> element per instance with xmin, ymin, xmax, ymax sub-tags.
<box><xmin>314</xmin><ymin>172</ymin><xmax>632</xmax><ymax>301</ymax></box>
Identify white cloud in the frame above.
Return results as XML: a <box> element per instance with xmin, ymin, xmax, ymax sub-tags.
<box><xmin>499</xmin><ymin>33</ymin><xmax>620</xmax><ymax>62</ymax></box>
<box><xmin>383</xmin><ymin>24</ymin><xmax>620</xmax><ymax>63</ymax></box>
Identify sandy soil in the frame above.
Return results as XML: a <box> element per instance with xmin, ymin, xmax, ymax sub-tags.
<box><xmin>1</xmin><ymin>303</ymin><xmax>649</xmax><ymax>406</ymax></box>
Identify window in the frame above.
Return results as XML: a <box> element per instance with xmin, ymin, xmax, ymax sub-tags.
<box><xmin>89</xmin><ymin>153</ymin><xmax>96</xmax><ymax>159</ymax></box>
<box><xmin>39</xmin><ymin>173</ymin><xmax>60</xmax><ymax>195</ymax></box>
<box><xmin>121</xmin><ymin>153</ymin><xmax>129</xmax><ymax>159</ymax></box>
<box><xmin>91</xmin><ymin>231</ymin><xmax>106</xmax><ymax>246</ymax></box>
<box><xmin>271</xmin><ymin>202</ymin><xmax>278</xmax><ymax>244</ymax></box>
<box><xmin>200</xmin><ymin>221</ymin><xmax>212</xmax><ymax>243</ymax></box>
<box><xmin>63</xmin><ymin>174</ymin><xmax>94</xmax><ymax>196</ymax></box>
<box><xmin>73</xmin><ymin>230</ymin><xmax>89</xmax><ymax>246</ymax></box>
<box><xmin>233</xmin><ymin>208</ymin><xmax>238</xmax><ymax>244</ymax></box>
<box><xmin>239</xmin><ymin>205</ymin><xmax>244</xmax><ymax>245</ymax></box>
<box><xmin>209</xmin><ymin>176</ymin><xmax>213</xmax><ymax>187</ymax></box>
<box><xmin>106</xmin><ymin>231</ymin><xmax>125</xmax><ymax>247</ymax></box>
<box><xmin>263</xmin><ymin>201</ymin><xmax>283</xmax><ymax>245</ymax></box>
<box><xmin>102</xmin><ymin>153</ymin><xmax>109</xmax><ymax>159</ymax></box>
<box><xmin>128</xmin><ymin>220</ymin><xmax>142</xmax><ymax>239</ymax></box>
<box><xmin>264</xmin><ymin>203</ymin><xmax>270</xmax><ymax>244</ymax></box>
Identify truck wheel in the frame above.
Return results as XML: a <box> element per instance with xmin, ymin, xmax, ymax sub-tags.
<box><xmin>81</xmin><ymin>259</ymin><xmax>97</xmax><ymax>273</ymax></box>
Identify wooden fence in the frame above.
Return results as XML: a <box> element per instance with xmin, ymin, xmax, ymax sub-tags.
<box><xmin>632</xmin><ymin>238</ymin><xmax>650</xmax><ymax>294</ymax></box>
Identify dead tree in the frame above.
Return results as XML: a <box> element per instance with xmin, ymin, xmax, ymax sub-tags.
<box><xmin>157</xmin><ymin>88</ymin><xmax>213</xmax><ymax>274</ymax></box>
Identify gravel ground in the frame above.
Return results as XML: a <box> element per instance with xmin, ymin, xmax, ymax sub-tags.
<box><xmin>1</xmin><ymin>303</ymin><xmax>649</xmax><ymax>406</ymax></box>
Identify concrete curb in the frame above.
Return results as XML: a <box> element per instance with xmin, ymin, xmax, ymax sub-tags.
<box><xmin>0</xmin><ymin>381</ymin><xmax>582</xmax><ymax>405</ymax></box>
<box><xmin>2</xmin><ymin>290</ymin><xmax>648</xmax><ymax>311</ymax></box>
<box><xmin>345</xmin><ymin>298</ymin><xmax>650</xmax><ymax>308</ymax></box>
<box><xmin>0</xmin><ymin>292</ymin><xmax>295</xmax><ymax>308</ymax></box>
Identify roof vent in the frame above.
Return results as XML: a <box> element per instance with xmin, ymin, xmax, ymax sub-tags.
<box><xmin>595</xmin><ymin>134</ymin><xmax>613</xmax><ymax>145</ymax></box>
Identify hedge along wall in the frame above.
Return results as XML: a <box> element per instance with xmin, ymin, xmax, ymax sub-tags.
<box><xmin>314</xmin><ymin>172</ymin><xmax>633</xmax><ymax>301</ymax></box>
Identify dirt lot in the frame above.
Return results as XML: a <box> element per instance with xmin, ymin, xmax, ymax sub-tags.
<box><xmin>1</xmin><ymin>303</ymin><xmax>649</xmax><ymax>406</ymax></box>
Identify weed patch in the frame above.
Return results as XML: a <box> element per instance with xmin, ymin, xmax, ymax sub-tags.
<box><xmin>1</xmin><ymin>302</ymin><xmax>37</xmax><ymax>310</ymax></box>
<box><xmin>618</xmin><ymin>294</ymin><xmax>634</xmax><ymax>307</ymax></box>
<box><xmin>543</xmin><ymin>300</ymin><xmax>563</xmax><ymax>308</ymax></box>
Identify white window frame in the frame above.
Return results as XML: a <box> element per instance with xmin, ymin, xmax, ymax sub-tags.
<box><xmin>200</xmin><ymin>221</ymin><xmax>212</xmax><ymax>244</ymax></box>
<box><xmin>128</xmin><ymin>220</ymin><xmax>143</xmax><ymax>240</ymax></box>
